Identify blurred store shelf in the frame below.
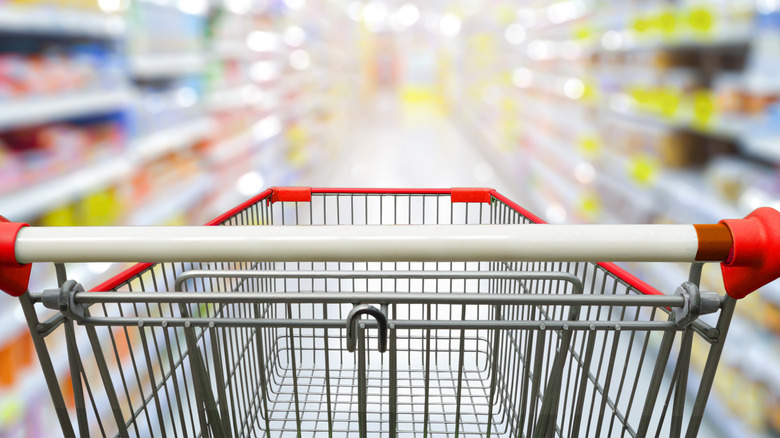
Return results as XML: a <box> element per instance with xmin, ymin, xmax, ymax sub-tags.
<box><xmin>741</xmin><ymin>135</ymin><xmax>780</xmax><ymax>164</ymax></box>
<box><xmin>212</xmin><ymin>40</ymin><xmax>253</xmax><ymax>59</ymax></box>
<box><xmin>0</xmin><ymin>156</ymin><xmax>132</xmax><ymax>221</ymax></box>
<box><xmin>129</xmin><ymin>174</ymin><xmax>213</xmax><ymax>226</ymax></box>
<box><xmin>128</xmin><ymin>53</ymin><xmax>209</xmax><ymax>79</ymax></box>
<box><xmin>130</xmin><ymin>116</ymin><xmax>215</xmax><ymax>161</ymax></box>
<box><xmin>0</xmin><ymin>5</ymin><xmax>125</xmax><ymax>37</ymax></box>
<box><xmin>206</xmin><ymin>127</ymin><xmax>260</xmax><ymax>165</ymax></box>
<box><xmin>0</xmin><ymin>89</ymin><xmax>132</xmax><ymax>131</ymax></box>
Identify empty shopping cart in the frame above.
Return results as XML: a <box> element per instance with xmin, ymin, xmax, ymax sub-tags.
<box><xmin>2</xmin><ymin>187</ymin><xmax>779</xmax><ymax>437</ymax></box>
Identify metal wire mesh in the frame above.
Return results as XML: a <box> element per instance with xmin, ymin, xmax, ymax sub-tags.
<box><xmin>26</xmin><ymin>190</ymin><xmax>731</xmax><ymax>437</ymax></box>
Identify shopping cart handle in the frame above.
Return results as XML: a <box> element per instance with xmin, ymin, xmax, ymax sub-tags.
<box><xmin>3</xmin><ymin>207</ymin><xmax>780</xmax><ymax>300</ymax></box>
<box><xmin>719</xmin><ymin>207</ymin><xmax>780</xmax><ymax>299</ymax></box>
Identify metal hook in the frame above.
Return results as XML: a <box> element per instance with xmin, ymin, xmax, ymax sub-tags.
<box><xmin>346</xmin><ymin>304</ymin><xmax>388</xmax><ymax>353</ymax></box>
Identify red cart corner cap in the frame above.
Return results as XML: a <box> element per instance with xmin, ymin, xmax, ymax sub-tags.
<box><xmin>720</xmin><ymin>207</ymin><xmax>780</xmax><ymax>299</ymax></box>
<box><xmin>450</xmin><ymin>188</ymin><xmax>492</xmax><ymax>203</ymax></box>
<box><xmin>0</xmin><ymin>216</ymin><xmax>32</xmax><ymax>297</ymax></box>
<box><xmin>271</xmin><ymin>187</ymin><xmax>312</xmax><ymax>204</ymax></box>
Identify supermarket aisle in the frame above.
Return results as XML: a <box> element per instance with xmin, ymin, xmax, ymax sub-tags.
<box><xmin>326</xmin><ymin>91</ymin><xmax>518</xmax><ymax>198</ymax></box>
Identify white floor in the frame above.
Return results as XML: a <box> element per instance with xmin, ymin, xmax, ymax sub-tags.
<box><xmin>325</xmin><ymin>90</ymin><xmax>520</xmax><ymax>201</ymax></box>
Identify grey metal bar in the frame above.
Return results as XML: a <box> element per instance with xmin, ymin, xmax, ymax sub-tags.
<box><xmin>485</xmin><ymin>305</ymin><xmax>502</xmax><ymax>437</ymax></box>
<box><xmin>79</xmin><ymin>317</ymin><xmax>680</xmax><ymax>331</ymax></box>
<box><xmin>685</xmin><ymin>296</ymin><xmax>737</xmax><ymax>438</ymax></box>
<box><xmin>83</xmin><ymin>321</ymin><xmax>130</xmax><ymax>438</ymax></box>
<box><xmin>20</xmin><ymin>293</ymin><xmax>76</xmax><ymax>438</ymax></box>
<box><xmin>357</xmin><ymin>324</ymin><xmax>368</xmax><ymax>438</ymax></box>
<box><xmin>173</xmin><ymin>270</ymin><xmax>583</xmax><ymax>292</ymax></box>
<box><xmin>251</xmin><ymin>304</ymin><xmax>272</xmax><ymax>436</ymax></box>
<box><xmin>175</xmin><ymin>317</ymin><xmax>208</xmax><ymax>436</ymax></box>
<box><xmin>208</xmin><ymin>324</ymin><xmax>232</xmax><ymax>437</ymax></box>
<box><xmin>55</xmin><ymin>263</ymin><xmax>68</xmax><ymax>287</ymax></box>
<box><xmin>605</xmin><ymin>311</ymin><xmax>640</xmax><ymax>437</ymax></box>
<box><xmin>389</xmin><ymin>307</ymin><xmax>398</xmax><ymax>438</ymax></box>
<box><xmin>528</xmin><ymin>329</ymin><xmax>546</xmax><ymax>438</ymax></box>
<box><xmin>517</xmin><ymin>310</ymin><xmax>535</xmax><ymax>434</ymax></box>
<box><xmin>221</xmin><ymin>313</ymin><xmax>242</xmax><ymax>438</ymax></box>
<box><xmin>34</xmin><ymin>311</ymin><xmax>66</xmax><ymax>337</ymax></box>
<box><xmin>636</xmin><ymin>315</ymin><xmax>677</xmax><ymax>436</ymax></box>
<box><xmin>64</xmin><ymin>319</ymin><xmax>90</xmax><ymax>437</ymax></box>
<box><xmin>422</xmin><ymin>304</ymin><xmax>432</xmax><ymax>438</ymax></box>
<box><xmin>535</xmin><ymin>326</ymin><xmax>574</xmax><ymax>438</ymax></box>
<box><xmin>74</xmin><ymin>292</ymin><xmax>682</xmax><ymax>307</ymax></box>
<box><xmin>688</xmin><ymin>263</ymin><xmax>704</xmax><ymax>286</ymax></box>
<box><xmin>622</xmin><ymin>327</ymin><xmax>654</xmax><ymax>437</ymax></box>
<box><xmin>454</xmin><ymin>306</ymin><xmax>467</xmax><ymax>438</ymax></box>
<box><xmin>671</xmin><ymin>328</ymin><xmax>694</xmax><ymax>437</ymax></box>
<box><xmin>657</xmin><ymin>350</ymin><xmax>681</xmax><ymax>438</ymax></box>
<box><xmin>77</xmin><ymin>357</ymin><xmax>107</xmax><ymax>437</ymax></box>
<box><xmin>160</xmin><ymin>325</ymin><xmax>189</xmax><ymax>437</ymax></box>
<box><xmin>594</xmin><ymin>329</ymin><xmax>621</xmax><ymax>437</ymax></box>
<box><xmin>535</xmin><ymin>268</ymin><xmax>587</xmax><ymax>438</ymax></box>
<box><xmin>137</xmin><ymin>323</ymin><xmax>168</xmax><ymax>438</ymax></box>
<box><xmin>180</xmin><ymin>318</ymin><xmax>223</xmax><ymax>438</ymax></box>
<box><xmin>685</xmin><ymin>263</ymin><xmax>721</xmax><ymax>340</ymax></box>
<box><xmin>570</xmin><ymin>328</ymin><xmax>597</xmax><ymax>437</ymax></box>
<box><xmin>285</xmin><ymin>303</ymin><xmax>303</xmax><ymax>437</ymax></box>
<box><xmin>320</xmin><ymin>303</ymin><xmax>334</xmax><ymax>438</ymax></box>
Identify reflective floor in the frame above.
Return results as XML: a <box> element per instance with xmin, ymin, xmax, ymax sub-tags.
<box><xmin>327</xmin><ymin>90</ymin><xmax>518</xmax><ymax>200</ymax></box>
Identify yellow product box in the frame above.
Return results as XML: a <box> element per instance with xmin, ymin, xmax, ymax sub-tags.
<box><xmin>691</xmin><ymin>89</ymin><xmax>717</xmax><ymax>129</ymax></box>
<box><xmin>576</xmin><ymin>192</ymin><xmax>601</xmax><ymax>222</ymax></box>
<box><xmin>627</xmin><ymin>153</ymin><xmax>659</xmax><ymax>187</ymax></box>
<box><xmin>683</xmin><ymin>5</ymin><xmax>716</xmax><ymax>38</ymax></box>
<box><xmin>79</xmin><ymin>187</ymin><xmax>122</xmax><ymax>226</ymax></box>
<box><xmin>653</xmin><ymin>8</ymin><xmax>679</xmax><ymax>39</ymax></box>
<box><xmin>39</xmin><ymin>203</ymin><xmax>76</xmax><ymax>227</ymax></box>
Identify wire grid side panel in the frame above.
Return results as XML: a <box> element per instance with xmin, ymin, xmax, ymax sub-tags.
<box><xmin>56</xmin><ymin>322</ymin><xmax>201</xmax><ymax>437</ymax></box>
<box><xmin>72</xmin><ymin>262</ymin><xmax>208</xmax><ymax>437</ymax></box>
<box><xmin>77</xmin><ymin>283</ymin><xmax>273</xmax><ymax>436</ymax></box>
<box><xmin>490</xmin><ymin>196</ymin><xmax>537</xmax><ymax>226</ymax></box>
<box><xmin>488</xmin><ymin>192</ymin><xmax>709</xmax><ymax>435</ymax></box>
<box><xmin>68</xmin><ymin>259</ymin><xmax>272</xmax><ymax>437</ymax></box>
<box><xmin>486</xmin><ymin>260</ymin><xmax>712</xmax><ymax>437</ymax></box>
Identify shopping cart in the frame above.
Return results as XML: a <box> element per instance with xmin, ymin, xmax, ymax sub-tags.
<box><xmin>2</xmin><ymin>187</ymin><xmax>780</xmax><ymax>438</ymax></box>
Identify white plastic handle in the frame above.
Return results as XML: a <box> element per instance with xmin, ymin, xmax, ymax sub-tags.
<box><xmin>13</xmin><ymin>224</ymin><xmax>700</xmax><ymax>263</ymax></box>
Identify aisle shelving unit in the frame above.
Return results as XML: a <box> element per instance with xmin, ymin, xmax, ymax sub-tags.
<box><xmin>0</xmin><ymin>89</ymin><xmax>133</xmax><ymax>131</ymax></box>
<box><xmin>129</xmin><ymin>116</ymin><xmax>215</xmax><ymax>161</ymax></box>
<box><xmin>0</xmin><ymin>4</ymin><xmax>126</xmax><ymax>37</ymax></box>
<box><xmin>456</xmin><ymin>1</ymin><xmax>780</xmax><ymax>436</ymax></box>
<box><xmin>0</xmin><ymin>0</ymin><xmax>362</xmax><ymax>435</ymax></box>
<box><xmin>128</xmin><ymin>53</ymin><xmax>210</xmax><ymax>79</ymax></box>
<box><xmin>0</xmin><ymin>156</ymin><xmax>133</xmax><ymax>221</ymax></box>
